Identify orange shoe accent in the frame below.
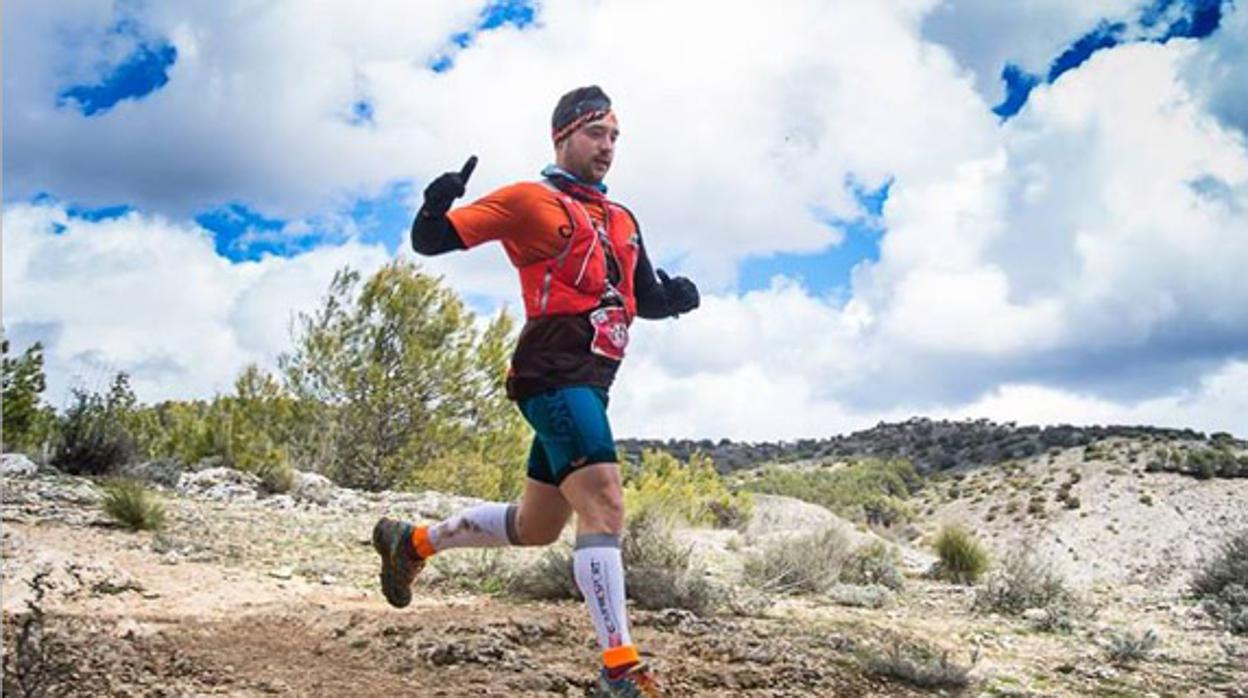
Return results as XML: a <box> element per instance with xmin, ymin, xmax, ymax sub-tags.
<box><xmin>411</xmin><ymin>526</ymin><xmax>436</xmax><ymax>560</ymax></box>
<box><xmin>603</xmin><ymin>644</ymin><xmax>640</xmax><ymax>670</ymax></box>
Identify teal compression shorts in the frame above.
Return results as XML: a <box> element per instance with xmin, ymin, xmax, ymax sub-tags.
<box><xmin>519</xmin><ymin>385</ymin><xmax>618</xmax><ymax>486</ymax></box>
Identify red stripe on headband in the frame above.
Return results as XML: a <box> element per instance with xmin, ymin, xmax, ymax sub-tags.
<box><xmin>553</xmin><ymin>109</ymin><xmax>611</xmax><ymax>143</ymax></box>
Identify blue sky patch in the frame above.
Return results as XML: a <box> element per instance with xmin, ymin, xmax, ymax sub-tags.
<box><xmin>1159</xmin><ymin>0</ymin><xmax>1224</xmax><ymax>39</ymax></box>
<box><xmin>194</xmin><ymin>183</ymin><xmax>415</xmax><ymax>262</ymax></box>
<box><xmin>195</xmin><ymin>204</ymin><xmax>309</xmax><ymax>262</ymax></box>
<box><xmin>349</xmin><ymin>99</ymin><xmax>375</xmax><ymax>127</ymax></box>
<box><xmin>479</xmin><ymin>0</ymin><xmax>536</xmax><ymax>31</ymax></box>
<box><xmin>66</xmin><ymin>203</ymin><xmax>134</xmax><ymax>221</ymax></box>
<box><xmin>1047</xmin><ymin>21</ymin><xmax>1126</xmax><ymax>83</ymax></box>
<box><xmin>345</xmin><ymin>181</ymin><xmax>417</xmax><ymax>249</ymax></box>
<box><xmin>58</xmin><ymin>41</ymin><xmax>177</xmax><ymax>116</ymax></box>
<box><xmin>995</xmin><ymin>0</ymin><xmax>1228</xmax><ymax>120</ymax></box>
<box><xmin>429</xmin><ymin>0</ymin><xmax>537</xmax><ymax>72</ymax></box>
<box><xmin>993</xmin><ymin>64</ymin><xmax>1041</xmax><ymax>119</ymax></box>
<box><xmin>739</xmin><ymin>178</ymin><xmax>891</xmax><ymax>294</ymax></box>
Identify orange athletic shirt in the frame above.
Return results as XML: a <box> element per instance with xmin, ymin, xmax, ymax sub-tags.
<box><xmin>447</xmin><ymin>182</ymin><xmax>608</xmax><ymax>267</ymax></box>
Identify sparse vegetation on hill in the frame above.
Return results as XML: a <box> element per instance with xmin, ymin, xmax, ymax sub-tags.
<box><xmin>620</xmin><ymin>417</ymin><xmax>1235</xmax><ymax>475</ymax></box>
<box><xmin>742</xmin><ymin>458</ymin><xmax>920</xmax><ymax>526</ymax></box>
<box><xmin>1147</xmin><ymin>444</ymin><xmax>1248</xmax><ymax>479</ymax></box>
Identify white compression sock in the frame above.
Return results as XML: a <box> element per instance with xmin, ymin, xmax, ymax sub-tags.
<box><xmin>426</xmin><ymin>502</ymin><xmax>518</xmax><ymax>552</ymax></box>
<box><xmin>573</xmin><ymin>534</ymin><xmax>633</xmax><ymax>649</ymax></box>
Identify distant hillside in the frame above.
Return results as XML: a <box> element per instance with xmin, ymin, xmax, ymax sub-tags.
<box><xmin>618</xmin><ymin>417</ymin><xmax>1243</xmax><ymax>474</ymax></box>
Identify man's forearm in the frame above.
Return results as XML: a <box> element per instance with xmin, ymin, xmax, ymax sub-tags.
<box><xmin>411</xmin><ymin>208</ymin><xmax>466</xmax><ymax>256</ymax></box>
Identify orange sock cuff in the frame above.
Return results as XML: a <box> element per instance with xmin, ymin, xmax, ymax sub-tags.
<box><xmin>602</xmin><ymin>644</ymin><xmax>640</xmax><ymax>670</ymax></box>
<box><xmin>411</xmin><ymin>526</ymin><xmax>436</xmax><ymax>559</ymax></box>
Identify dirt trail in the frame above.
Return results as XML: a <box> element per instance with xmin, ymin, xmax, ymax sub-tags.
<box><xmin>4</xmin><ymin>469</ymin><xmax>1246</xmax><ymax>697</ymax></box>
<box><xmin>2</xmin><ymin>514</ymin><xmax>908</xmax><ymax>696</ymax></box>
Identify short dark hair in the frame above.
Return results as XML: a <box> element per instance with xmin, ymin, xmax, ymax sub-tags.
<box><xmin>552</xmin><ymin>85</ymin><xmax>612</xmax><ymax>136</ymax></box>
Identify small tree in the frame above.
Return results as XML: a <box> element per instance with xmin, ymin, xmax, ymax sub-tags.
<box><xmin>53</xmin><ymin>373</ymin><xmax>137</xmax><ymax>475</ymax></box>
<box><xmin>2</xmin><ymin>340</ymin><xmax>57</xmax><ymax>455</ymax></box>
<box><xmin>282</xmin><ymin>261</ymin><xmax>526</xmax><ymax>495</ymax></box>
<box><xmin>128</xmin><ymin>399</ymin><xmax>221</xmax><ymax>465</ymax></box>
<box><xmin>215</xmin><ymin>365</ymin><xmax>298</xmax><ymax>492</ymax></box>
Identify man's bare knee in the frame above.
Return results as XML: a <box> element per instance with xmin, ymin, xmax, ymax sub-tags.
<box><xmin>560</xmin><ymin>462</ymin><xmax>626</xmax><ymax>535</ymax></box>
<box><xmin>515</xmin><ymin>521</ymin><xmax>563</xmax><ymax>546</ymax></box>
<box><xmin>580</xmin><ymin>488</ymin><xmax>624</xmax><ymax>535</ymax></box>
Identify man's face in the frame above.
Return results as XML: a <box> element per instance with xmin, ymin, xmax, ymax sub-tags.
<box><xmin>556</xmin><ymin>112</ymin><xmax>619</xmax><ymax>183</ymax></box>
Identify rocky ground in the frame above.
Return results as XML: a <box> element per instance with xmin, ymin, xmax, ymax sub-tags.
<box><xmin>2</xmin><ymin>442</ymin><xmax>1246</xmax><ymax>697</ymax></box>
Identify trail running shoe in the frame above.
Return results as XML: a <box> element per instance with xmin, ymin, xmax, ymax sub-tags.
<box><xmin>594</xmin><ymin>664</ymin><xmax>662</xmax><ymax>697</ymax></box>
<box><xmin>372</xmin><ymin>517</ymin><xmax>425</xmax><ymax>608</ymax></box>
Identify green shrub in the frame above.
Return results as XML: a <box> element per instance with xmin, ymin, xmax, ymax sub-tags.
<box><xmin>1027</xmin><ymin>495</ymin><xmax>1046</xmax><ymax>516</ymax></box>
<box><xmin>510</xmin><ymin>510</ymin><xmax>724</xmax><ymax>616</ymax></box>
<box><xmin>623</xmin><ymin>450</ymin><xmax>751</xmax><ymax>527</ymax></box>
<box><xmin>621</xmin><ymin>510</ymin><xmax>724</xmax><ymax>614</ymax></box>
<box><xmin>827</xmin><ymin>583</ymin><xmax>895</xmax><ymax>609</ymax></box>
<box><xmin>1192</xmin><ymin>530</ymin><xmax>1248</xmax><ymax>634</ymax></box>
<box><xmin>745</xmin><ymin>459</ymin><xmax>920</xmax><ymax>526</ymax></box>
<box><xmin>974</xmin><ymin>550</ymin><xmax>1082</xmax><ymax>630</ymax></box>
<box><xmin>744</xmin><ymin>528</ymin><xmax>852</xmax><ymax>595</ymax></box>
<box><xmin>54</xmin><ymin>375</ymin><xmax>137</xmax><ymax>476</ymax></box>
<box><xmin>1103</xmin><ymin>628</ymin><xmax>1158</xmax><ymax>664</ymax></box>
<box><xmin>99</xmin><ymin>479</ymin><xmax>166</xmax><ymax>531</ymax></box>
<box><xmin>841</xmin><ymin>541</ymin><xmax>905</xmax><ymax>590</ymax></box>
<box><xmin>857</xmin><ymin>639</ymin><xmax>972</xmax><ymax>690</ymax></box>
<box><xmin>507</xmin><ymin>546</ymin><xmax>578</xmax><ymax>600</ymax></box>
<box><xmin>428</xmin><ymin>549</ymin><xmax>517</xmax><ymax>595</ymax></box>
<box><xmin>931</xmin><ymin>525</ymin><xmax>989</xmax><ymax>585</ymax></box>
<box><xmin>1</xmin><ymin>341</ymin><xmax>58</xmax><ymax>455</ymax></box>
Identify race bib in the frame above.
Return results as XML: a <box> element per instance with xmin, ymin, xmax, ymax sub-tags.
<box><xmin>589</xmin><ymin>307</ymin><xmax>630</xmax><ymax>361</ymax></box>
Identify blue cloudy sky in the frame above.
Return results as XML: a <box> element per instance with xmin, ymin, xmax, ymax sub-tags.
<box><xmin>4</xmin><ymin>0</ymin><xmax>1248</xmax><ymax>439</ymax></box>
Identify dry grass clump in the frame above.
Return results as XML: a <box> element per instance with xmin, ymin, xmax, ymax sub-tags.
<box><xmin>743</xmin><ymin>528</ymin><xmax>852</xmax><ymax>595</ymax></box>
<box><xmin>99</xmin><ymin>479</ymin><xmax>166</xmax><ymax>531</ymax></box>
<box><xmin>826</xmin><ymin>583</ymin><xmax>895</xmax><ymax>609</ymax></box>
<box><xmin>622</xmin><ymin>510</ymin><xmax>724</xmax><ymax>615</ymax></box>
<box><xmin>428</xmin><ymin>550</ymin><xmax>517</xmax><ymax>595</ymax></box>
<box><xmin>1103</xmin><ymin>628</ymin><xmax>1158</xmax><ymax>664</ymax></box>
<box><xmin>974</xmin><ymin>549</ymin><xmax>1086</xmax><ymax>633</ymax></box>
<box><xmin>857</xmin><ymin>638</ymin><xmax>973</xmax><ymax>690</ymax></box>
<box><xmin>508</xmin><ymin>510</ymin><xmax>724</xmax><ymax>616</ymax></box>
<box><xmin>930</xmin><ymin>525</ymin><xmax>988</xmax><ymax>584</ymax></box>
<box><xmin>841</xmin><ymin>541</ymin><xmax>905</xmax><ymax>590</ymax></box>
<box><xmin>507</xmin><ymin>546</ymin><xmax>578</xmax><ymax>600</ymax></box>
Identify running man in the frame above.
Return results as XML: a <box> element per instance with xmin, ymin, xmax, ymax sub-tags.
<box><xmin>372</xmin><ymin>85</ymin><xmax>699</xmax><ymax>697</ymax></box>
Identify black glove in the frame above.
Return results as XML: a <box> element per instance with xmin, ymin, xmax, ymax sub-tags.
<box><xmin>657</xmin><ymin>269</ymin><xmax>700</xmax><ymax>317</ymax></box>
<box><xmin>420</xmin><ymin>155</ymin><xmax>478</xmax><ymax>218</ymax></box>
